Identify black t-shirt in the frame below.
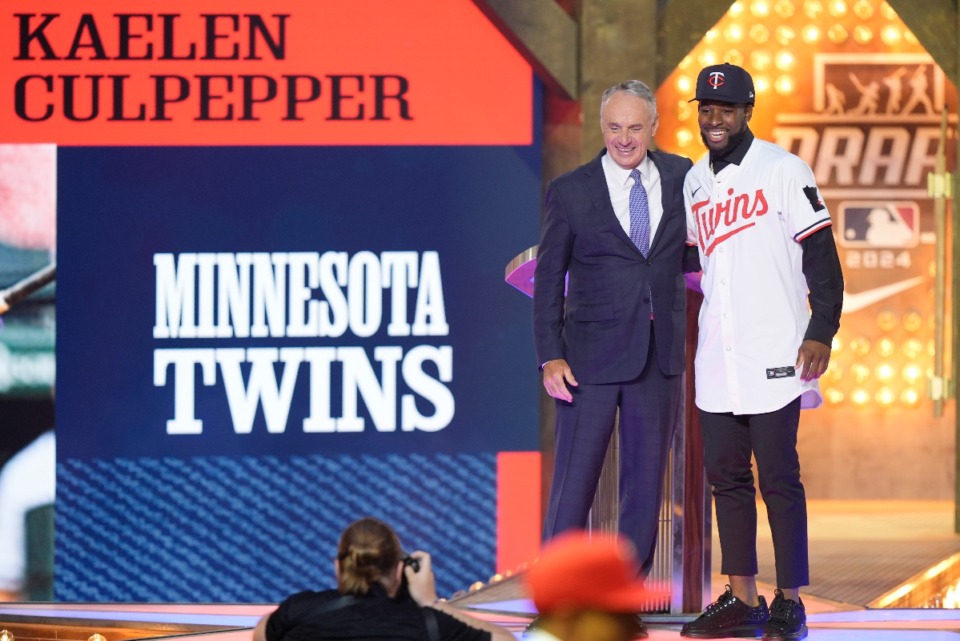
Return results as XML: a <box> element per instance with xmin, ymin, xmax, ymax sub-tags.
<box><xmin>265</xmin><ymin>585</ymin><xmax>492</xmax><ymax>641</ymax></box>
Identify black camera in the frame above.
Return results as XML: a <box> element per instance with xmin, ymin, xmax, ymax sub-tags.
<box><xmin>395</xmin><ymin>553</ymin><xmax>420</xmax><ymax>601</ymax></box>
<box><xmin>402</xmin><ymin>554</ymin><xmax>420</xmax><ymax>573</ymax></box>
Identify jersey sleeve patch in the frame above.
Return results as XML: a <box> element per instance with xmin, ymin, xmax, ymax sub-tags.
<box><xmin>802</xmin><ymin>185</ymin><xmax>826</xmax><ymax>212</ymax></box>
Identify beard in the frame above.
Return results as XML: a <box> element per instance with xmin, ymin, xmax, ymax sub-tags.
<box><xmin>702</xmin><ymin>123</ymin><xmax>749</xmax><ymax>158</ymax></box>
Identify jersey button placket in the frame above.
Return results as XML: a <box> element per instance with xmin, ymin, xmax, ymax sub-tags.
<box><xmin>716</xmin><ymin>242</ymin><xmax>741</xmax><ymax>411</ymax></box>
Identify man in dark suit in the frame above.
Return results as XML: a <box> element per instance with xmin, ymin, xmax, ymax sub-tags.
<box><xmin>533</xmin><ymin>80</ymin><xmax>694</xmax><ymax>582</ymax></box>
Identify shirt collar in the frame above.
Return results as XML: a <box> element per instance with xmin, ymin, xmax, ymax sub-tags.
<box><xmin>710</xmin><ymin>128</ymin><xmax>754</xmax><ymax>173</ymax></box>
<box><xmin>602</xmin><ymin>151</ymin><xmax>653</xmax><ymax>188</ymax></box>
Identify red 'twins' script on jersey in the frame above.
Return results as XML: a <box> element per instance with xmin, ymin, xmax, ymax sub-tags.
<box><xmin>693</xmin><ymin>188</ymin><xmax>769</xmax><ymax>256</ymax></box>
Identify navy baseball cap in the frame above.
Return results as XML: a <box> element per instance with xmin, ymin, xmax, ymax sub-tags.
<box><xmin>690</xmin><ymin>63</ymin><xmax>755</xmax><ymax>105</ymax></box>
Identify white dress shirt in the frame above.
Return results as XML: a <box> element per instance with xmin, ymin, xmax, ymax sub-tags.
<box><xmin>602</xmin><ymin>152</ymin><xmax>664</xmax><ymax>243</ymax></box>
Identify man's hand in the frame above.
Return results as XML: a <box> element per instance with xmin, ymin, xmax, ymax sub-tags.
<box><xmin>796</xmin><ymin>339</ymin><xmax>831</xmax><ymax>381</ymax></box>
<box><xmin>542</xmin><ymin>359</ymin><xmax>578</xmax><ymax>402</ymax></box>
<box><xmin>404</xmin><ymin>551</ymin><xmax>439</xmax><ymax>607</ymax></box>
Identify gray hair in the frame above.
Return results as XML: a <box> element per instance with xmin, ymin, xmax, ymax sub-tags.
<box><xmin>600</xmin><ymin>80</ymin><xmax>658</xmax><ymax>122</ymax></box>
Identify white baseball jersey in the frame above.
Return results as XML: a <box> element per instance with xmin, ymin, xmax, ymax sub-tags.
<box><xmin>684</xmin><ymin>139</ymin><xmax>832</xmax><ymax>415</ymax></box>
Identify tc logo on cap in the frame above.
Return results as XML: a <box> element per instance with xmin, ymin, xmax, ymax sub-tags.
<box><xmin>691</xmin><ymin>63</ymin><xmax>755</xmax><ymax>104</ymax></box>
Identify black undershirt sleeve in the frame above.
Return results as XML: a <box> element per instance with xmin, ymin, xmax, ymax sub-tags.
<box><xmin>800</xmin><ymin>227</ymin><xmax>844</xmax><ymax>345</ymax></box>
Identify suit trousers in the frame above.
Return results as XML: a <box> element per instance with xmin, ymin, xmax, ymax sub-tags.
<box><xmin>542</xmin><ymin>323</ymin><xmax>682</xmax><ymax>576</ymax></box>
<box><xmin>699</xmin><ymin>397</ymin><xmax>809</xmax><ymax>588</ymax></box>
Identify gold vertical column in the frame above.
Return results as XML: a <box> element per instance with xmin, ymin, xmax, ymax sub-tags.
<box><xmin>929</xmin><ymin>109</ymin><xmax>952</xmax><ymax>418</ymax></box>
<box><xmin>954</xmin><ymin>0</ymin><xmax>960</xmax><ymax>534</ymax></box>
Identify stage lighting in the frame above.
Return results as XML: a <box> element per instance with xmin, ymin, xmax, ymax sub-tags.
<box><xmin>900</xmin><ymin>388</ymin><xmax>920</xmax><ymax>407</ymax></box>
<box><xmin>851</xmin><ymin>388</ymin><xmax>870</xmax><ymax>406</ymax></box>
<box><xmin>803</xmin><ymin>0</ymin><xmax>824</xmax><ymax>19</ymax></box>
<box><xmin>827</xmin><ymin>24</ymin><xmax>849</xmax><ymax>43</ymax></box>
<box><xmin>849</xmin><ymin>336</ymin><xmax>871</xmax><ymax>356</ymax></box>
<box><xmin>774</xmin><ymin>75</ymin><xmax>794</xmax><ymax>95</ymax></box>
<box><xmin>699</xmin><ymin>50</ymin><xmax>720</xmax><ymax>66</ymax></box>
<box><xmin>902</xmin><ymin>338</ymin><xmax>923</xmax><ymax>358</ymax></box>
<box><xmin>876</xmin><ymin>387</ymin><xmax>896</xmax><ymax>405</ymax></box>
<box><xmin>774</xmin><ymin>0</ymin><xmax>796</xmax><ymax>18</ymax></box>
<box><xmin>852</xmin><ymin>363</ymin><xmax>871</xmax><ymax>383</ymax></box>
<box><xmin>725</xmin><ymin>49</ymin><xmax>746</xmax><ymax>66</ymax></box>
<box><xmin>852</xmin><ymin>0</ymin><xmax>874</xmax><ymax>19</ymax></box>
<box><xmin>827</xmin><ymin>1</ymin><xmax>847</xmax><ymax>17</ymax></box>
<box><xmin>902</xmin><ymin>364</ymin><xmax>923</xmax><ymax>384</ymax></box>
<box><xmin>876</xmin><ymin>310</ymin><xmax>897</xmax><ymax>331</ymax></box>
<box><xmin>751</xmin><ymin>0</ymin><xmax>772</xmax><ymax>17</ymax></box>
<box><xmin>750</xmin><ymin>24</ymin><xmax>771</xmax><ymax>44</ymax></box>
<box><xmin>801</xmin><ymin>24</ymin><xmax>822</xmax><ymax>43</ymax></box>
<box><xmin>775</xmin><ymin>25</ymin><xmax>797</xmax><ymax>45</ymax></box>
<box><xmin>875</xmin><ymin>363</ymin><xmax>895</xmax><ymax>381</ymax></box>
<box><xmin>853</xmin><ymin>25</ymin><xmax>873</xmax><ymax>44</ymax></box>
<box><xmin>775</xmin><ymin>50</ymin><xmax>795</xmax><ymax>70</ymax></box>
<box><xmin>824</xmin><ymin>388</ymin><xmax>844</xmax><ymax>405</ymax></box>
<box><xmin>877</xmin><ymin>338</ymin><xmax>895</xmax><ymax>357</ymax></box>
<box><xmin>880</xmin><ymin>25</ymin><xmax>901</xmax><ymax>46</ymax></box>
<box><xmin>823</xmin><ymin>362</ymin><xmax>843</xmax><ymax>383</ymax></box>
<box><xmin>725</xmin><ymin>23</ymin><xmax>745</xmax><ymax>42</ymax></box>
<box><xmin>751</xmin><ymin>50</ymin><xmax>773</xmax><ymax>70</ymax></box>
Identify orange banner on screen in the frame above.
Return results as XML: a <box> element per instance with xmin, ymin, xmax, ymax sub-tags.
<box><xmin>0</xmin><ymin>1</ymin><xmax>532</xmax><ymax>146</ymax></box>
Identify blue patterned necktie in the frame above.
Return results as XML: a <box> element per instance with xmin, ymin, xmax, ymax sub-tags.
<box><xmin>629</xmin><ymin>168</ymin><xmax>651</xmax><ymax>257</ymax></box>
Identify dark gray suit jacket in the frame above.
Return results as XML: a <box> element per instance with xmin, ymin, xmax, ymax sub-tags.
<box><xmin>533</xmin><ymin>149</ymin><xmax>694</xmax><ymax>384</ymax></box>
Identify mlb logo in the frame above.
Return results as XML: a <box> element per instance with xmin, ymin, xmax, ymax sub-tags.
<box><xmin>838</xmin><ymin>201</ymin><xmax>919</xmax><ymax>248</ymax></box>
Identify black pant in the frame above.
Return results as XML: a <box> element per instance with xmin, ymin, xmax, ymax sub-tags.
<box><xmin>543</xmin><ymin>324</ymin><xmax>681</xmax><ymax>576</ymax></box>
<box><xmin>700</xmin><ymin>397</ymin><xmax>808</xmax><ymax>588</ymax></box>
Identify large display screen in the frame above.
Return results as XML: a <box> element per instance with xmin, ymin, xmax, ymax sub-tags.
<box><xmin>0</xmin><ymin>0</ymin><xmax>542</xmax><ymax>601</ymax></box>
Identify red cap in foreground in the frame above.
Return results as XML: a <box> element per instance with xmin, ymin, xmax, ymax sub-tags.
<box><xmin>524</xmin><ymin>530</ymin><xmax>662</xmax><ymax>615</ymax></box>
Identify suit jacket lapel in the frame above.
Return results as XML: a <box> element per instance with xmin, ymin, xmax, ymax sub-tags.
<box><xmin>647</xmin><ymin>150</ymin><xmax>675</xmax><ymax>256</ymax></box>
<box><xmin>583</xmin><ymin>151</ymin><xmax>644</xmax><ymax>255</ymax></box>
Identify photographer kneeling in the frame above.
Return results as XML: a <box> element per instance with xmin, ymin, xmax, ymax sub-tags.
<box><xmin>253</xmin><ymin>517</ymin><xmax>514</xmax><ymax>641</ymax></box>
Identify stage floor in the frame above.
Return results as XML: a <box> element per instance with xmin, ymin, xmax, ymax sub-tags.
<box><xmin>455</xmin><ymin>499</ymin><xmax>960</xmax><ymax>638</ymax></box>
<box><xmin>0</xmin><ymin>595</ymin><xmax>957</xmax><ymax>641</ymax></box>
<box><xmin>0</xmin><ymin>500</ymin><xmax>957</xmax><ymax>640</ymax></box>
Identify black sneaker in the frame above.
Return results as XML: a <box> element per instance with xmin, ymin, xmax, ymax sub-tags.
<box><xmin>681</xmin><ymin>585</ymin><xmax>769</xmax><ymax>638</ymax></box>
<box><xmin>762</xmin><ymin>590</ymin><xmax>807</xmax><ymax>640</ymax></box>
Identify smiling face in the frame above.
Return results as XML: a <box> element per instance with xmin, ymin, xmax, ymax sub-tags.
<box><xmin>698</xmin><ymin>99</ymin><xmax>753</xmax><ymax>152</ymax></box>
<box><xmin>601</xmin><ymin>91</ymin><xmax>658</xmax><ymax>170</ymax></box>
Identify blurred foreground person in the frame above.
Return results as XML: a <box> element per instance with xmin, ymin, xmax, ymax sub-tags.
<box><xmin>0</xmin><ymin>429</ymin><xmax>55</xmax><ymax>601</ymax></box>
<box><xmin>524</xmin><ymin>530</ymin><xmax>661</xmax><ymax>641</ymax></box>
<box><xmin>254</xmin><ymin>517</ymin><xmax>513</xmax><ymax>641</ymax></box>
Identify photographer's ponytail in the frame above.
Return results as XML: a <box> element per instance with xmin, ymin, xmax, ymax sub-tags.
<box><xmin>336</xmin><ymin>517</ymin><xmax>403</xmax><ymax>595</ymax></box>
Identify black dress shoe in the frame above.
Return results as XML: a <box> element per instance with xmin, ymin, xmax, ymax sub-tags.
<box><xmin>523</xmin><ymin>616</ymin><xmax>540</xmax><ymax>637</ymax></box>
<box><xmin>634</xmin><ymin>615</ymin><xmax>649</xmax><ymax>639</ymax></box>
<box><xmin>762</xmin><ymin>590</ymin><xmax>807</xmax><ymax>640</ymax></box>
<box><xmin>681</xmin><ymin>585</ymin><xmax>769</xmax><ymax>638</ymax></box>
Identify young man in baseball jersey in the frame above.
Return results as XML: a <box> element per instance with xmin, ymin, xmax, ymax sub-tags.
<box><xmin>680</xmin><ymin>64</ymin><xmax>843</xmax><ymax>641</ymax></box>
